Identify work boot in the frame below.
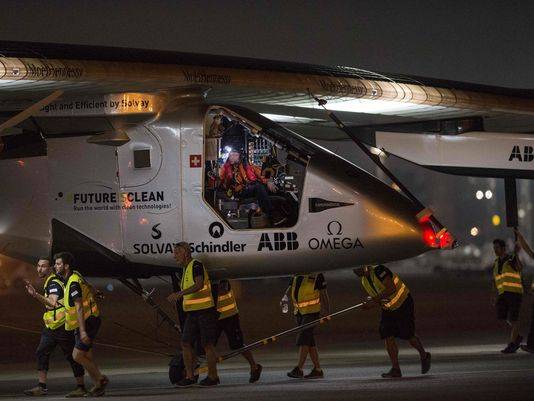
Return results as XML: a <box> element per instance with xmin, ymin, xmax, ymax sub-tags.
<box><xmin>304</xmin><ymin>368</ymin><xmax>324</xmax><ymax>379</ymax></box>
<box><xmin>65</xmin><ymin>386</ymin><xmax>88</xmax><ymax>398</ymax></box>
<box><xmin>381</xmin><ymin>367</ymin><xmax>402</xmax><ymax>378</ymax></box>
<box><xmin>421</xmin><ymin>352</ymin><xmax>432</xmax><ymax>374</ymax></box>
<box><xmin>520</xmin><ymin>344</ymin><xmax>534</xmax><ymax>353</ymax></box>
<box><xmin>198</xmin><ymin>376</ymin><xmax>220</xmax><ymax>387</ymax></box>
<box><xmin>501</xmin><ymin>336</ymin><xmax>522</xmax><ymax>354</ymax></box>
<box><xmin>176</xmin><ymin>377</ymin><xmax>198</xmax><ymax>387</ymax></box>
<box><xmin>87</xmin><ymin>375</ymin><xmax>109</xmax><ymax>397</ymax></box>
<box><xmin>23</xmin><ymin>386</ymin><xmax>47</xmax><ymax>396</ymax></box>
<box><xmin>249</xmin><ymin>364</ymin><xmax>263</xmax><ymax>383</ymax></box>
<box><xmin>287</xmin><ymin>366</ymin><xmax>304</xmax><ymax>379</ymax></box>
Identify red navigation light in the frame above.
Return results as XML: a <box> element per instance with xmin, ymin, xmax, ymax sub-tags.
<box><xmin>421</xmin><ymin>223</ymin><xmax>439</xmax><ymax>248</ymax></box>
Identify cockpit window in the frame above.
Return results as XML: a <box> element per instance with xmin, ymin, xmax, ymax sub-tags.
<box><xmin>203</xmin><ymin>106</ymin><xmax>309</xmax><ymax>229</ymax></box>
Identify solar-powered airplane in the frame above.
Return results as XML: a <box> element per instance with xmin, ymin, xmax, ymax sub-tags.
<box><xmin>1</xmin><ymin>41</ymin><xmax>531</xmax><ymax>287</ymax></box>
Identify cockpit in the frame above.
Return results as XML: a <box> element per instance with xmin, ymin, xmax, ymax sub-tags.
<box><xmin>203</xmin><ymin>106</ymin><xmax>314</xmax><ymax>229</ymax></box>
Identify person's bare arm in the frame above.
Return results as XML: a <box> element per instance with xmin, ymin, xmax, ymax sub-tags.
<box><xmin>25</xmin><ymin>281</ymin><xmax>60</xmax><ymax>308</ymax></box>
<box><xmin>74</xmin><ymin>298</ymin><xmax>90</xmax><ymax>344</ymax></box>
<box><xmin>516</xmin><ymin>229</ymin><xmax>534</xmax><ymax>259</ymax></box>
<box><xmin>320</xmin><ymin>289</ymin><xmax>330</xmax><ymax>315</ymax></box>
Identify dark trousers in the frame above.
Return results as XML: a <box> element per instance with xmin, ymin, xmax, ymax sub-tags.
<box><xmin>36</xmin><ymin>327</ymin><xmax>85</xmax><ymax>377</ymax></box>
<box><xmin>528</xmin><ymin>297</ymin><xmax>534</xmax><ymax>347</ymax></box>
<box><xmin>239</xmin><ymin>182</ymin><xmax>273</xmax><ymax>216</ymax></box>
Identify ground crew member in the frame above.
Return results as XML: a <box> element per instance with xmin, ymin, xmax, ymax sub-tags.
<box><xmin>213</xmin><ymin>280</ymin><xmax>262</xmax><ymax>383</ymax></box>
<box><xmin>492</xmin><ymin>238</ymin><xmax>524</xmax><ymax>353</ymax></box>
<box><xmin>54</xmin><ymin>252</ymin><xmax>108</xmax><ymax>396</ymax></box>
<box><xmin>167</xmin><ymin>242</ymin><xmax>220</xmax><ymax>387</ymax></box>
<box><xmin>514</xmin><ymin>229</ymin><xmax>533</xmax><ymax>353</ymax></box>
<box><xmin>23</xmin><ymin>257</ymin><xmax>86</xmax><ymax>397</ymax></box>
<box><xmin>354</xmin><ymin>265</ymin><xmax>431</xmax><ymax>378</ymax></box>
<box><xmin>284</xmin><ymin>273</ymin><xmax>329</xmax><ymax>379</ymax></box>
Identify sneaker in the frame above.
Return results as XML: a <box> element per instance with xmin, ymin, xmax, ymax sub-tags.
<box><xmin>198</xmin><ymin>376</ymin><xmax>220</xmax><ymax>386</ymax></box>
<box><xmin>176</xmin><ymin>377</ymin><xmax>198</xmax><ymax>387</ymax></box>
<box><xmin>501</xmin><ymin>340</ymin><xmax>521</xmax><ymax>354</ymax></box>
<box><xmin>65</xmin><ymin>386</ymin><xmax>88</xmax><ymax>398</ymax></box>
<box><xmin>23</xmin><ymin>386</ymin><xmax>47</xmax><ymax>396</ymax></box>
<box><xmin>304</xmin><ymin>368</ymin><xmax>324</xmax><ymax>379</ymax></box>
<box><xmin>249</xmin><ymin>364</ymin><xmax>263</xmax><ymax>383</ymax></box>
<box><xmin>86</xmin><ymin>375</ymin><xmax>109</xmax><ymax>397</ymax></box>
<box><xmin>421</xmin><ymin>352</ymin><xmax>431</xmax><ymax>374</ymax></box>
<box><xmin>287</xmin><ymin>366</ymin><xmax>304</xmax><ymax>379</ymax></box>
<box><xmin>520</xmin><ymin>344</ymin><xmax>534</xmax><ymax>353</ymax></box>
<box><xmin>381</xmin><ymin>367</ymin><xmax>402</xmax><ymax>378</ymax></box>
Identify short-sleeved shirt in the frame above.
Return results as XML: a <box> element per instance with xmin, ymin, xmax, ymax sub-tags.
<box><xmin>289</xmin><ymin>273</ymin><xmax>326</xmax><ymax>300</ymax></box>
<box><xmin>374</xmin><ymin>265</ymin><xmax>393</xmax><ymax>282</ymax></box>
<box><xmin>68</xmin><ymin>281</ymin><xmax>83</xmax><ymax>306</ymax></box>
<box><xmin>45</xmin><ymin>278</ymin><xmax>64</xmax><ymax>299</ymax></box>
<box><xmin>191</xmin><ymin>260</ymin><xmax>204</xmax><ymax>280</ymax></box>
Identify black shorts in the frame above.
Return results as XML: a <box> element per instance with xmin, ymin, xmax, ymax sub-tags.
<box><xmin>215</xmin><ymin>314</ymin><xmax>245</xmax><ymax>350</ymax></box>
<box><xmin>37</xmin><ymin>327</ymin><xmax>84</xmax><ymax>377</ymax></box>
<box><xmin>496</xmin><ymin>292</ymin><xmax>522</xmax><ymax>322</ymax></box>
<box><xmin>379</xmin><ymin>295</ymin><xmax>415</xmax><ymax>340</ymax></box>
<box><xmin>295</xmin><ymin>312</ymin><xmax>319</xmax><ymax>347</ymax></box>
<box><xmin>182</xmin><ymin>308</ymin><xmax>218</xmax><ymax>348</ymax></box>
<box><xmin>75</xmin><ymin>316</ymin><xmax>101</xmax><ymax>352</ymax></box>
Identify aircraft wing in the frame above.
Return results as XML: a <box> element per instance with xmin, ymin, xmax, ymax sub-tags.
<box><xmin>1</xmin><ymin>40</ymin><xmax>534</xmax><ymax>135</ymax></box>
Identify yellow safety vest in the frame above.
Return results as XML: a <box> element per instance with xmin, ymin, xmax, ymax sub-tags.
<box><xmin>493</xmin><ymin>256</ymin><xmax>523</xmax><ymax>295</ymax></box>
<box><xmin>291</xmin><ymin>275</ymin><xmax>321</xmax><ymax>315</ymax></box>
<box><xmin>181</xmin><ymin>259</ymin><xmax>215</xmax><ymax>312</ymax></box>
<box><xmin>361</xmin><ymin>267</ymin><xmax>410</xmax><ymax>311</ymax></box>
<box><xmin>42</xmin><ymin>274</ymin><xmax>66</xmax><ymax>330</ymax></box>
<box><xmin>64</xmin><ymin>270</ymin><xmax>100</xmax><ymax>331</ymax></box>
<box><xmin>217</xmin><ymin>287</ymin><xmax>239</xmax><ymax>320</ymax></box>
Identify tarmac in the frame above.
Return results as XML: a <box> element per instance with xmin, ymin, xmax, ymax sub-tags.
<box><xmin>1</xmin><ymin>344</ymin><xmax>533</xmax><ymax>400</ymax></box>
<box><xmin>1</xmin><ymin>270</ymin><xmax>533</xmax><ymax>400</ymax></box>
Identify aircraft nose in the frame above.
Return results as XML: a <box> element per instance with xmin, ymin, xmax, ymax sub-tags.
<box><xmin>306</xmin><ymin>152</ymin><xmax>454</xmax><ymax>263</ymax></box>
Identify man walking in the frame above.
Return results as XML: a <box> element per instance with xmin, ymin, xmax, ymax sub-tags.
<box><xmin>167</xmin><ymin>242</ymin><xmax>220</xmax><ymax>386</ymax></box>
<box><xmin>492</xmin><ymin>238</ymin><xmax>524</xmax><ymax>353</ymax></box>
<box><xmin>354</xmin><ymin>265</ymin><xmax>431</xmax><ymax>378</ymax></box>
<box><xmin>23</xmin><ymin>257</ymin><xmax>86</xmax><ymax>397</ymax></box>
<box><xmin>284</xmin><ymin>273</ymin><xmax>329</xmax><ymax>379</ymax></box>
<box><xmin>55</xmin><ymin>252</ymin><xmax>108</xmax><ymax>396</ymax></box>
<box><xmin>515</xmin><ymin>229</ymin><xmax>534</xmax><ymax>353</ymax></box>
<box><xmin>213</xmin><ymin>279</ymin><xmax>262</xmax><ymax>383</ymax></box>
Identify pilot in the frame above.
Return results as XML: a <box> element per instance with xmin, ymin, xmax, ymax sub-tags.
<box><xmin>515</xmin><ymin>229</ymin><xmax>534</xmax><ymax>353</ymax></box>
<box><xmin>354</xmin><ymin>265</ymin><xmax>431</xmax><ymax>378</ymax></box>
<box><xmin>55</xmin><ymin>252</ymin><xmax>108</xmax><ymax>396</ymax></box>
<box><xmin>212</xmin><ymin>280</ymin><xmax>262</xmax><ymax>383</ymax></box>
<box><xmin>492</xmin><ymin>238</ymin><xmax>524</xmax><ymax>353</ymax></box>
<box><xmin>284</xmin><ymin>273</ymin><xmax>329</xmax><ymax>379</ymax></box>
<box><xmin>167</xmin><ymin>242</ymin><xmax>220</xmax><ymax>387</ymax></box>
<box><xmin>219</xmin><ymin>149</ymin><xmax>277</xmax><ymax>224</ymax></box>
<box><xmin>23</xmin><ymin>257</ymin><xmax>86</xmax><ymax>398</ymax></box>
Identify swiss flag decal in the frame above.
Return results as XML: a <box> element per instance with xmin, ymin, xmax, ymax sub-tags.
<box><xmin>190</xmin><ymin>154</ymin><xmax>202</xmax><ymax>168</ymax></box>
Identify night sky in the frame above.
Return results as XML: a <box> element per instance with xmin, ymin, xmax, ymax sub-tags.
<box><xmin>1</xmin><ymin>0</ymin><xmax>534</xmax><ymax>88</ymax></box>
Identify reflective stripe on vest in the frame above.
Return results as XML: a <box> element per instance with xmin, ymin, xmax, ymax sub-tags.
<box><xmin>217</xmin><ymin>289</ymin><xmax>239</xmax><ymax>320</ymax></box>
<box><xmin>42</xmin><ymin>274</ymin><xmax>66</xmax><ymax>330</ymax></box>
<box><xmin>64</xmin><ymin>271</ymin><xmax>100</xmax><ymax>331</ymax></box>
<box><xmin>361</xmin><ymin>267</ymin><xmax>410</xmax><ymax>311</ymax></box>
<box><xmin>181</xmin><ymin>260</ymin><xmax>215</xmax><ymax>312</ymax></box>
<box><xmin>291</xmin><ymin>275</ymin><xmax>321</xmax><ymax>315</ymax></box>
<box><xmin>493</xmin><ymin>257</ymin><xmax>523</xmax><ymax>295</ymax></box>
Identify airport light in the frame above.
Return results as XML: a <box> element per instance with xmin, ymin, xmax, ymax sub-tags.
<box><xmin>492</xmin><ymin>214</ymin><xmax>501</xmax><ymax>226</ymax></box>
<box><xmin>475</xmin><ymin>190</ymin><xmax>484</xmax><ymax>200</ymax></box>
<box><xmin>485</xmin><ymin>190</ymin><xmax>493</xmax><ymax>199</ymax></box>
<box><xmin>470</xmin><ymin>227</ymin><xmax>479</xmax><ymax>236</ymax></box>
